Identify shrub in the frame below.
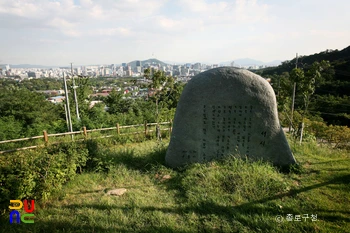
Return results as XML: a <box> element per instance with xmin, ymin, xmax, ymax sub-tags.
<box><xmin>325</xmin><ymin>125</ymin><xmax>350</xmax><ymax>148</ymax></box>
<box><xmin>305</xmin><ymin>120</ymin><xmax>350</xmax><ymax>148</ymax></box>
<box><xmin>0</xmin><ymin>142</ymin><xmax>88</xmax><ymax>212</ymax></box>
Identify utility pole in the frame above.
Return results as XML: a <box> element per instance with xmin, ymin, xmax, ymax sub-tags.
<box><xmin>63</xmin><ymin>72</ymin><xmax>73</xmax><ymax>139</ymax></box>
<box><xmin>71</xmin><ymin>63</ymin><xmax>80</xmax><ymax>121</ymax></box>
<box><xmin>277</xmin><ymin>76</ymin><xmax>281</xmax><ymax>97</ymax></box>
<box><xmin>289</xmin><ymin>53</ymin><xmax>298</xmax><ymax>133</ymax></box>
<box><xmin>64</xmin><ymin>103</ymin><xmax>69</xmax><ymax>132</ymax></box>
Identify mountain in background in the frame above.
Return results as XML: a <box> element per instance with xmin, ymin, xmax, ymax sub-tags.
<box><xmin>128</xmin><ymin>58</ymin><xmax>168</xmax><ymax>68</ymax></box>
<box><xmin>220</xmin><ymin>58</ymin><xmax>282</xmax><ymax>67</ymax></box>
<box><xmin>162</xmin><ymin>59</ymin><xmax>282</xmax><ymax>66</ymax></box>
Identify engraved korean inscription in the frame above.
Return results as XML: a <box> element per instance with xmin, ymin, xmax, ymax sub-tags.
<box><xmin>201</xmin><ymin>104</ymin><xmax>267</xmax><ymax>160</ymax></box>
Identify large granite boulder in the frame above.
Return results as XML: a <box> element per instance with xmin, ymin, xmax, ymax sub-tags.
<box><xmin>165</xmin><ymin>67</ymin><xmax>296</xmax><ymax>168</ymax></box>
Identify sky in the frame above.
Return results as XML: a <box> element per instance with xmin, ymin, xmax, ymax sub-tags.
<box><xmin>0</xmin><ymin>0</ymin><xmax>349</xmax><ymax>66</ymax></box>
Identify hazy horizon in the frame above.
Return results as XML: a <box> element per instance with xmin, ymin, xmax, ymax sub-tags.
<box><xmin>2</xmin><ymin>57</ymin><xmax>285</xmax><ymax>67</ymax></box>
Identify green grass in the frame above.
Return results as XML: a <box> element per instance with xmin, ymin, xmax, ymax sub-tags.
<box><xmin>1</xmin><ymin>140</ymin><xmax>349</xmax><ymax>233</ymax></box>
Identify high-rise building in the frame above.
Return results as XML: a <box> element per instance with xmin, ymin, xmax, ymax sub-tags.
<box><xmin>82</xmin><ymin>66</ymin><xmax>87</xmax><ymax>76</ymax></box>
<box><xmin>27</xmin><ymin>72</ymin><xmax>37</xmax><ymax>78</ymax></box>
<box><xmin>193</xmin><ymin>63</ymin><xmax>201</xmax><ymax>70</ymax></box>
<box><xmin>180</xmin><ymin>67</ymin><xmax>189</xmax><ymax>76</ymax></box>
<box><xmin>136</xmin><ymin>60</ymin><xmax>142</xmax><ymax>73</ymax></box>
<box><xmin>111</xmin><ymin>64</ymin><xmax>116</xmax><ymax>71</ymax></box>
<box><xmin>126</xmin><ymin>65</ymin><xmax>132</xmax><ymax>76</ymax></box>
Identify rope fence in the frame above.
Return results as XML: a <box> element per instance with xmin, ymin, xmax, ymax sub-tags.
<box><xmin>0</xmin><ymin>120</ymin><xmax>173</xmax><ymax>154</ymax></box>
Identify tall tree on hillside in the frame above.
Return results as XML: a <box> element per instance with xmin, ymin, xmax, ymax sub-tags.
<box><xmin>290</xmin><ymin>60</ymin><xmax>331</xmax><ymax>142</ymax></box>
<box><xmin>66</xmin><ymin>76</ymin><xmax>93</xmax><ymax>129</ymax></box>
<box><xmin>144</xmin><ymin>68</ymin><xmax>174</xmax><ymax>140</ymax></box>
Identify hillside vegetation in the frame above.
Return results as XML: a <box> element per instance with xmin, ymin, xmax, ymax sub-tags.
<box><xmin>1</xmin><ymin>137</ymin><xmax>349</xmax><ymax>233</ymax></box>
<box><xmin>255</xmin><ymin>46</ymin><xmax>350</xmax><ymax>126</ymax></box>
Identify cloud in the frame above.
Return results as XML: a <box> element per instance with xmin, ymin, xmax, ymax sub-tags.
<box><xmin>95</xmin><ymin>27</ymin><xmax>131</xmax><ymax>36</ymax></box>
<box><xmin>38</xmin><ymin>38</ymin><xmax>67</xmax><ymax>44</ymax></box>
<box><xmin>309</xmin><ymin>29</ymin><xmax>350</xmax><ymax>38</ymax></box>
<box><xmin>0</xmin><ymin>0</ymin><xmax>167</xmax><ymax>37</ymax></box>
<box><xmin>2</xmin><ymin>0</ymin><xmax>349</xmax><ymax>66</ymax></box>
<box><xmin>176</xmin><ymin>0</ymin><xmax>228</xmax><ymax>13</ymax></box>
<box><xmin>47</xmin><ymin>17</ymin><xmax>76</xmax><ymax>29</ymax></box>
<box><xmin>234</xmin><ymin>0</ymin><xmax>270</xmax><ymax>23</ymax></box>
<box><xmin>0</xmin><ymin>0</ymin><xmax>270</xmax><ymax>41</ymax></box>
<box><xmin>85</xmin><ymin>0</ymin><xmax>167</xmax><ymax>19</ymax></box>
<box><xmin>177</xmin><ymin>0</ymin><xmax>270</xmax><ymax>25</ymax></box>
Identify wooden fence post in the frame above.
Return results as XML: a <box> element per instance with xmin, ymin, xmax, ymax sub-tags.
<box><xmin>144</xmin><ymin>121</ymin><xmax>148</xmax><ymax>137</ymax></box>
<box><xmin>169</xmin><ymin>119</ymin><xmax>172</xmax><ymax>136</ymax></box>
<box><xmin>83</xmin><ymin>126</ymin><xmax>87</xmax><ymax>138</ymax></box>
<box><xmin>43</xmin><ymin>130</ymin><xmax>48</xmax><ymax>143</ymax></box>
<box><xmin>116</xmin><ymin>123</ymin><xmax>120</xmax><ymax>135</ymax></box>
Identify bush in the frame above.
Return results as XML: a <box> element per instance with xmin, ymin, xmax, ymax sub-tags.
<box><xmin>324</xmin><ymin>125</ymin><xmax>350</xmax><ymax>148</ymax></box>
<box><xmin>0</xmin><ymin>142</ymin><xmax>89</xmax><ymax>212</ymax></box>
<box><xmin>305</xmin><ymin>120</ymin><xmax>350</xmax><ymax>148</ymax></box>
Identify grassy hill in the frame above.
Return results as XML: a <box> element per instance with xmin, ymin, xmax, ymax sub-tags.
<box><xmin>1</xmin><ymin>138</ymin><xmax>349</xmax><ymax>233</ymax></box>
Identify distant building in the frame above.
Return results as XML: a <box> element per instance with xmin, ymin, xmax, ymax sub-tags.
<box><xmin>136</xmin><ymin>60</ymin><xmax>142</xmax><ymax>73</ymax></box>
<box><xmin>91</xmin><ymin>93</ymin><xmax>109</xmax><ymax>98</ymax></box>
<box><xmin>193</xmin><ymin>63</ymin><xmax>201</xmax><ymax>70</ymax></box>
<box><xmin>126</xmin><ymin>65</ymin><xmax>132</xmax><ymax>76</ymax></box>
<box><xmin>27</xmin><ymin>71</ymin><xmax>37</xmax><ymax>78</ymax></box>
<box><xmin>180</xmin><ymin>67</ymin><xmax>189</xmax><ymax>76</ymax></box>
<box><xmin>82</xmin><ymin>66</ymin><xmax>87</xmax><ymax>76</ymax></box>
<box><xmin>48</xmin><ymin>96</ymin><xmax>65</xmax><ymax>104</ymax></box>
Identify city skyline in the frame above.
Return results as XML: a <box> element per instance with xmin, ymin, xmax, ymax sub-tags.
<box><xmin>2</xmin><ymin>57</ymin><xmax>282</xmax><ymax>68</ymax></box>
<box><xmin>1</xmin><ymin>0</ymin><xmax>350</xmax><ymax>66</ymax></box>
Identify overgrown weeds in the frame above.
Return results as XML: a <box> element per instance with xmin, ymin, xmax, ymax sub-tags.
<box><xmin>0</xmin><ymin>138</ymin><xmax>349</xmax><ymax>232</ymax></box>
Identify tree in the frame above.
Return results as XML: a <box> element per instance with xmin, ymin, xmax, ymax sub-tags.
<box><xmin>0</xmin><ymin>116</ymin><xmax>23</xmax><ymax>141</ymax></box>
<box><xmin>144</xmin><ymin>68</ymin><xmax>175</xmax><ymax>140</ymax></box>
<box><xmin>104</xmin><ymin>89</ymin><xmax>126</xmax><ymax>114</ymax></box>
<box><xmin>66</xmin><ymin>76</ymin><xmax>93</xmax><ymax>130</ymax></box>
<box><xmin>290</xmin><ymin>60</ymin><xmax>331</xmax><ymax>142</ymax></box>
<box><xmin>0</xmin><ymin>88</ymin><xmax>66</xmax><ymax>138</ymax></box>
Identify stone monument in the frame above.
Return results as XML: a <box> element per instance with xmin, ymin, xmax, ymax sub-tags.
<box><xmin>165</xmin><ymin>67</ymin><xmax>296</xmax><ymax>168</ymax></box>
